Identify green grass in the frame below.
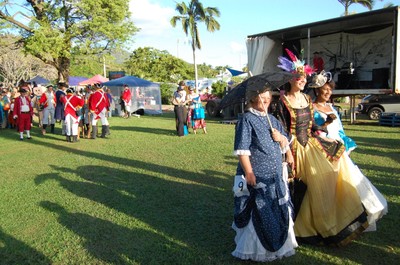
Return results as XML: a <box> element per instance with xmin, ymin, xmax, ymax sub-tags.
<box><xmin>0</xmin><ymin>111</ymin><xmax>399</xmax><ymax>265</ymax></box>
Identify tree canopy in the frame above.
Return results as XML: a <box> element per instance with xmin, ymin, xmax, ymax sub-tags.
<box><xmin>0</xmin><ymin>0</ymin><xmax>137</xmax><ymax>83</ymax></box>
<box><xmin>338</xmin><ymin>0</ymin><xmax>378</xmax><ymax>15</ymax></box>
<box><xmin>124</xmin><ymin>47</ymin><xmax>219</xmax><ymax>84</ymax></box>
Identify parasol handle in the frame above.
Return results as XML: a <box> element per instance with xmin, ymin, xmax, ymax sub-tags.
<box><xmin>258</xmin><ymin>94</ymin><xmax>273</xmax><ymax>129</ymax></box>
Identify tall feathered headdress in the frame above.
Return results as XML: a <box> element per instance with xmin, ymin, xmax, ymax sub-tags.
<box><xmin>277</xmin><ymin>48</ymin><xmax>314</xmax><ymax>76</ymax></box>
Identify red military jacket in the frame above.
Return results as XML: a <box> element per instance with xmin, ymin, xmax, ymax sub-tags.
<box><xmin>39</xmin><ymin>91</ymin><xmax>57</xmax><ymax>108</ymax></box>
<box><xmin>89</xmin><ymin>89</ymin><xmax>110</xmax><ymax>114</ymax></box>
<box><xmin>61</xmin><ymin>93</ymin><xmax>84</xmax><ymax>119</ymax></box>
<box><xmin>122</xmin><ymin>88</ymin><xmax>132</xmax><ymax>104</ymax></box>
<box><xmin>13</xmin><ymin>95</ymin><xmax>33</xmax><ymax>118</ymax></box>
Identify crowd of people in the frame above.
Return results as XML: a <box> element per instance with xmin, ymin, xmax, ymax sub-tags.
<box><xmin>0</xmin><ymin>81</ymin><xmax>113</xmax><ymax>142</ymax></box>
<box><xmin>172</xmin><ymin>81</ymin><xmax>207</xmax><ymax>136</ymax></box>
<box><xmin>231</xmin><ymin>49</ymin><xmax>388</xmax><ymax>262</ymax></box>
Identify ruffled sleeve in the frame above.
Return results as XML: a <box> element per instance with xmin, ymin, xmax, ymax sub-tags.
<box><xmin>233</xmin><ymin>115</ymin><xmax>252</xmax><ymax>156</ymax></box>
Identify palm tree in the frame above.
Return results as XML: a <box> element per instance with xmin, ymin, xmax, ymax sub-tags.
<box><xmin>338</xmin><ymin>0</ymin><xmax>378</xmax><ymax>16</ymax></box>
<box><xmin>170</xmin><ymin>0</ymin><xmax>220</xmax><ymax>90</ymax></box>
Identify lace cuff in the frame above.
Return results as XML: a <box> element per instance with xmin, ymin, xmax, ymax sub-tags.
<box><xmin>280</xmin><ymin>136</ymin><xmax>290</xmax><ymax>154</ymax></box>
<box><xmin>233</xmin><ymin>150</ymin><xmax>251</xmax><ymax>156</ymax></box>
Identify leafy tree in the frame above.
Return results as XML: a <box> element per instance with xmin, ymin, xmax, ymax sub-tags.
<box><xmin>0</xmin><ymin>0</ymin><xmax>137</xmax><ymax>83</ymax></box>
<box><xmin>338</xmin><ymin>0</ymin><xmax>379</xmax><ymax>15</ymax></box>
<box><xmin>0</xmin><ymin>34</ymin><xmax>57</xmax><ymax>87</ymax></box>
<box><xmin>159</xmin><ymin>82</ymin><xmax>176</xmax><ymax>104</ymax></box>
<box><xmin>197</xmin><ymin>62</ymin><xmax>218</xmax><ymax>78</ymax></box>
<box><xmin>170</xmin><ymin>0</ymin><xmax>220</xmax><ymax>90</ymax></box>
<box><xmin>211</xmin><ymin>80</ymin><xmax>226</xmax><ymax>99</ymax></box>
<box><xmin>124</xmin><ymin>47</ymin><xmax>194</xmax><ymax>83</ymax></box>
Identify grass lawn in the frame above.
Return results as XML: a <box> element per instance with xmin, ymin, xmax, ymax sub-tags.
<box><xmin>0</xmin><ymin>110</ymin><xmax>399</xmax><ymax>265</ymax></box>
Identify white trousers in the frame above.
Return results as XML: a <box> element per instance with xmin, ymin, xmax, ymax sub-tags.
<box><xmin>91</xmin><ymin>108</ymin><xmax>109</xmax><ymax>126</ymax></box>
<box><xmin>65</xmin><ymin>114</ymin><xmax>79</xmax><ymax>136</ymax></box>
<box><xmin>42</xmin><ymin>107</ymin><xmax>55</xmax><ymax>125</ymax></box>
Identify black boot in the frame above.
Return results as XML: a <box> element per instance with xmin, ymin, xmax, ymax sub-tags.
<box><xmin>73</xmin><ymin>135</ymin><xmax>78</xmax><ymax>142</ymax></box>
<box><xmin>91</xmin><ymin>126</ymin><xmax>97</xmax><ymax>139</ymax></box>
<box><xmin>42</xmin><ymin>124</ymin><xmax>47</xmax><ymax>135</ymax></box>
<box><xmin>100</xmin><ymin>125</ymin><xmax>107</xmax><ymax>138</ymax></box>
<box><xmin>50</xmin><ymin>124</ymin><xmax>55</xmax><ymax>133</ymax></box>
<box><xmin>66</xmin><ymin>135</ymin><xmax>71</xmax><ymax>142</ymax></box>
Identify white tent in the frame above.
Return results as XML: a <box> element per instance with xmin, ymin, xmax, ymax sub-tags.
<box><xmin>102</xmin><ymin>76</ymin><xmax>162</xmax><ymax>115</ymax></box>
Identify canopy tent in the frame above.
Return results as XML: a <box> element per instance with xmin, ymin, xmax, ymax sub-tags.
<box><xmin>27</xmin><ymin>76</ymin><xmax>51</xmax><ymax>85</ymax></box>
<box><xmin>69</xmin><ymin>76</ymin><xmax>88</xmax><ymax>86</ymax></box>
<box><xmin>79</xmin><ymin>74</ymin><xmax>109</xmax><ymax>86</ymax></box>
<box><xmin>102</xmin><ymin>76</ymin><xmax>162</xmax><ymax>115</ymax></box>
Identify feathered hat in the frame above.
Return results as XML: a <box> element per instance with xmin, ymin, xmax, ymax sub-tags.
<box><xmin>277</xmin><ymin>48</ymin><xmax>314</xmax><ymax>77</ymax></box>
<box><xmin>308</xmin><ymin>70</ymin><xmax>332</xmax><ymax>88</ymax></box>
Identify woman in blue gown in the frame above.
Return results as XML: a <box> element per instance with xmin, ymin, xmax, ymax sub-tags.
<box><xmin>232</xmin><ymin>85</ymin><xmax>297</xmax><ymax>262</ymax></box>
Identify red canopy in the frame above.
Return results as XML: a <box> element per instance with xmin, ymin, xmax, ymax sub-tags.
<box><xmin>78</xmin><ymin>74</ymin><xmax>109</xmax><ymax>86</ymax></box>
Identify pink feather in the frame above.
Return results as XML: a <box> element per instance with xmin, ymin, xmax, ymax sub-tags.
<box><xmin>285</xmin><ymin>48</ymin><xmax>298</xmax><ymax>62</ymax></box>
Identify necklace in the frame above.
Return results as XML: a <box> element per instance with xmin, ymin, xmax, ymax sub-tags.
<box><xmin>316</xmin><ymin>102</ymin><xmax>327</xmax><ymax>107</ymax></box>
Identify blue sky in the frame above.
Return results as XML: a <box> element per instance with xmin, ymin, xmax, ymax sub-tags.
<box><xmin>129</xmin><ymin>0</ymin><xmax>399</xmax><ymax>70</ymax></box>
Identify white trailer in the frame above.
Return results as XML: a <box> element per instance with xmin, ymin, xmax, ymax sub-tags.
<box><xmin>246</xmin><ymin>6</ymin><xmax>399</xmax><ymax>123</ymax></box>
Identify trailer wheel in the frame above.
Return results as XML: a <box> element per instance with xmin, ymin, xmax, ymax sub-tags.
<box><xmin>206</xmin><ymin>100</ymin><xmax>221</xmax><ymax>117</ymax></box>
<box><xmin>368</xmin><ymin>107</ymin><xmax>383</xmax><ymax>120</ymax></box>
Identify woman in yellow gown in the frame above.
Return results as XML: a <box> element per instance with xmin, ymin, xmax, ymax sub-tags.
<box><xmin>274</xmin><ymin>49</ymin><xmax>368</xmax><ymax>246</ymax></box>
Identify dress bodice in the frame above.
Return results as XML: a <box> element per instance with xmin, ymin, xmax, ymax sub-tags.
<box><xmin>275</xmin><ymin>95</ymin><xmax>313</xmax><ymax>147</ymax></box>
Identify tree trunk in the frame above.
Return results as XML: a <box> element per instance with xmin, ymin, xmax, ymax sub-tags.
<box><xmin>192</xmin><ymin>44</ymin><xmax>198</xmax><ymax>91</ymax></box>
<box><xmin>57</xmin><ymin>56</ymin><xmax>70</xmax><ymax>84</ymax></box>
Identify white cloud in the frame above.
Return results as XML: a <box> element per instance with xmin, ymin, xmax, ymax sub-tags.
<box><xmin>129</xmin><ymin>0</ymin><xmax>175</xmax><ymax>37</ymax></box>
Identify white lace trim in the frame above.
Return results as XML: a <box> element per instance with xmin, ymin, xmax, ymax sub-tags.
<box><xmin>234</xmin><ymin>150</ymin><xmax>251</xmax><ymax>156</ymax></box>
<box><xmin>248</xmin><ymin>107</ymin><xmax>267</xmax><ymax>116</ymax></box>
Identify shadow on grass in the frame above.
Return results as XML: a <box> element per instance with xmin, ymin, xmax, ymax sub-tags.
<box><xmin>35</xmin><ymin>161</ymin><xmax>234</xmax><ymax>263</ymax></box>
<box><xmin>111</xmin><ymin>125</ymin><xmax>177</xmax><ymax>136</ymax></box>
<box><xmin>39</xmin><ymin>200</ymin><xmax>202</xmax><ymax>264</ymax></box>
<box><xmin>0</xmin><ymin>229</ymin><xmax>50</xmax><ymax>265</ymax></box>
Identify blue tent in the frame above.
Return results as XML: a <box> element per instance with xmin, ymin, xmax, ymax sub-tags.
<box><xmin>69</xmin><ymin>76</ymin><xmax>88</xmax><ymax>86</ymax></box>
<box><xmin>27</xmin><ymin>76</ymin><xmax>51</xmax><ymax>85</ymax></box>
<box><xmin>102</xmin><ymin>75</ymin><xmax>154</xmax><ymax>87</ymax></box>
<box><xmin>102</xmin><ymin>76</ymin><xmax>162</xmax><ymax>115</ymax></box>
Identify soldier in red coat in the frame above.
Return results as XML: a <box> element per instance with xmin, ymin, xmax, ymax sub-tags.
<box><xmin>89</xmin><ymin>83</ymin><xmax>110</xmax><ymax>139</ymax></box>
<box><xmin>39</xmin><ymin>84</ymin><xmax>57</xmax><ymax>135</ymax></box>
<box><xmin>121</xmin><ymin>84</ymin><xmax>132</xmax><ymax>118</ymax></box>
<box><xmin>13</xmin><ymin>88</ymin><xmax>33</xmax><ymax>140</ymax></box>
<box><xmin>61</xmin><ymin>87</ymin><xmax>84</xmax><ymax>142</ymax></box>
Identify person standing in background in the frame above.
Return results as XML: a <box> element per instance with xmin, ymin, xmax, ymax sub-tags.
<box><xmin>106</xmin><ymin>87</ymin><xmax>114</xmax><ymax>118</ymax></box>
<box><xmin>313</xmin><ymin>52</ymin><xmax>324</xmax><ymax>73</ymax></box>
<box><xmin>121</xmin><ymin>84</ymin><xmax>132</xmax><ymax>118</ymax></box>
<box><xmin>89</xmin><ymin>83</ymin><xmax>110</xmax><ymax>139</ymax></box>
<box><xmin>172</xmin><ymin>81</ymin><xmax>188</xmax><ymax>137</ymax></box>
<box><xmin>13</xmin><ymin>87</ymin><xmax>33</xmax><ymax>140</ymax></box>
<box><xmin>61</xmin><ymin>87</ymin><xmax>84</xmax><ymax>142</ymax></box>
<box><xmin>55</xmin><ymin>82</ymin><xmax>68</xmax><ymax>135</ymax></box>
<box><xmin>39</xmin><ymin>84</ymin><xmax>57</xmax><ymax>135</ymax></box>
<box><xmin>186</xmin><ymin>86</ymin><xmax>207</xmax><ymax>134</ymax></box>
